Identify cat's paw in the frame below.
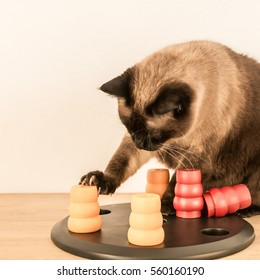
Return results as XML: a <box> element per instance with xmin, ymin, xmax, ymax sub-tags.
<box><xmin>161</xmin><ymin>196</ymin><xmax>175</xmax><ymax>216</ymax></box>
<box><xmin>79</xmin><ymin>171</ymin><xmax>117</xmax><ymax>195</ymax></box>
<box><xmin>160</xmin><ymin>189</ymin><xmax>175</xmax><ymax>216</ymax></box>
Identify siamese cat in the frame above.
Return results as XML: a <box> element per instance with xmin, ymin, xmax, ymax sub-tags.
<box><xmin>80</xmin><ymin>40</ymin><xmax>260</xmax><ymax>217</ymax></box>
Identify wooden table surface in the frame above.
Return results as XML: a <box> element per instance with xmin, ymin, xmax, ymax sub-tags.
<box><xmin>0</xmin><ymin>193</ymin><xmax>259</xmax><ymax>260</ymax></box>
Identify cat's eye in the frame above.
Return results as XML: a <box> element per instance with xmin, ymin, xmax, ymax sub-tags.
<box><xmin>176</xmin><ymin>104</ymin><xmax>182</xmax><ymax>111</ymax></box>
<box><xmin>146</xmin><ymin>82</ymin><xmax>192</xmax><ymax>118</ymax></box>
<box><xmin>147</xmin><ymin>91</ymin><xmax>180</xmax><ymax>116</ymax></box>
<box><xmin>152</xmin><ymin>106</ymin><xmax>176</xmax><ymax>116</ymax></box>
<box><xmin>175</xmin><ymin>104</ymin><xmax>183</xmax><ymax>113</ymax></box>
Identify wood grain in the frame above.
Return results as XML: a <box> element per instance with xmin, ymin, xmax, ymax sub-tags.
<box><xmin>0</xmin><ymin>193</ymin><xmax>259</xmax><ymax>259</ymax></box>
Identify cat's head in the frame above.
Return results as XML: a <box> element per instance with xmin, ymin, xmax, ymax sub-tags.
<box><xmin>100</xmin><ymin>53</ymin><xmax>196</xmax><ymax>151</ymax></box>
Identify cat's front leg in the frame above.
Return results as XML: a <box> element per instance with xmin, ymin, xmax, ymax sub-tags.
<box><xmin>79</xmin><ymin>133</ymin><xmax>152</xmax><ymax>194</ymax></box>
<box><xmin>161</xmin><ymin>173</ymin><xmax>176</xmax><ymax>215</ymax></box>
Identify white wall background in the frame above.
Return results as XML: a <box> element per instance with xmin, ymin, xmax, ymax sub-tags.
<box><xmin>1</xmin><ymin>0</ymin><xmax>260</xmax><ymax>193</ymax></box>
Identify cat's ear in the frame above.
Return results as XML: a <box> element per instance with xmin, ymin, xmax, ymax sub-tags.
<box><xmin>99</xmin><ymin>75</ymin><xmax>127</xmax><ymax>97</ymax></box>
<box><xmin>99</xmin><ymin>69</ymin><xmax>133</xmax><ymax>98</ymax></box>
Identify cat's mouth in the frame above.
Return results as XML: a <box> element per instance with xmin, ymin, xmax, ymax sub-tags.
<box><xmin>134</xmin><ymin>141</ymin><xmax>161</xmax><ymax>151</ymax></box>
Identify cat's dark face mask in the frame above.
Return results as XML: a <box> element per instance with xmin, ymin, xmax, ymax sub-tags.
<box><xmin>100</xmin><ymin>69</ymin><xmax>194</xmax><ymax>151</ymax></box>
<box><xmin>119</xmin><ymin>111</ymin><xmax>173</xmax><ymax>151</ymax></box>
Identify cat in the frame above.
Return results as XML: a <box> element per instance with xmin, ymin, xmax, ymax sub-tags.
<box><xmin>80</xmin><ymin>40</ymin><xmax>260</xmax><ymax>217</ymax></box>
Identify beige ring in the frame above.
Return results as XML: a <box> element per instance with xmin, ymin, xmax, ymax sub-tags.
<box><xmin>129</xmin><ymin>212</ymin><xmax>163</xmax><ymax>230</ymax></box>
<box><xmin>131</xmin><ymin>193</ymin><xmax>161</xmax><ymax>214</ymax></box>
<box><xmin>127</xmin><ymin>227</ymin><xmax>165</xmax><ymax>246</ymax></box>
<box><xmin>70</xmin><ymin>185</ymin><xmax>98</xmax><ymax>203</ymax></box>
<box><xmin>68</xmin><ymin>216</ymin><xmax>102</xmax><ymax>233</ymax></box>
<box><xmin>69</xmin><ymin>202</ymin><xmax>100</xmax><ymax>218</ymax></box>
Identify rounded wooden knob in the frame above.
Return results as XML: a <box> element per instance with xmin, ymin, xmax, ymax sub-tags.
<box><xmin>173</xmin><ymin>196</ymin><xmax>204</xmax><ymax>211</ymax></box>
<box><xmin>129</xmin><ymin>212</ymin><xmax>163</xmax><ymax>230</ymax></box>
<box><xmin>202</xmin><ymin>193</ymin><xmax>215</xmax><ymax>217</ymax></box>
<box><xmin>175</xmin><ymin>210</ymin><xmax>202</xmax><ymax>219</ymax></box>
<box><xmin>70</xmin><ymin>185</ymin><xmax>98</xmax><ymax>203</ymax></box>
<box><xmin>175</xmin><ymin>183</ymin><xmax>203</xmax><ymax>198</ymax></box>
<box><xmin>69</xmin><ymin>202</ymin><xmax>100</xmax><ymax>218</ymax></box>
<box><xmin>176</xmin><ymin>169</ymin><xmax>202</xmax><ymax>184</ymax></box>
<box><xmin>68</xmin><ymin>216</ymin><xmax>102</xmax><ymax>233</ymax></box>
<box><xmin>233</xmin><ymin>184</ymin><xmax>251</xmax><ymax>209</ymax></box>
<box><xmin>127</xmin><ymin>227</ymin><xmax>165</xmax><ymax>246</ymax></box>
<box><xmin>221</xmin><ymin>186</ymin><xmax>240</xmax><ymax>213</ymax></box>
<box><xmin>147</xmin><ymin>168</ymin><xmax>169</xmax><ymax>184</ymax></box>
<box><xmin>209</xmin><ymin>188</ymin><xmax>228</xmax><ymax>217</ymax></box>
<box><xmin>131</xmin><ymin>193</ymin><xmax>161</xmax><ymax>214</ymax></box>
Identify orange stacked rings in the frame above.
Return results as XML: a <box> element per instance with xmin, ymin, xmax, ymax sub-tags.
<box><xmin>127</xmin><ymin>193</ymin><xmax>165</xmax><ymax>246</ymax></box>
<box><xmin>68</xmin><ymin>185</ymin><xmax>102</xmax><ymax>233</ymax></box>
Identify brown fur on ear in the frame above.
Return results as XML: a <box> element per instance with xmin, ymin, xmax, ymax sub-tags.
<box><xmin>99</xmin><ymin>68</ymin><xmax>134</xmax><ymax>100</ymax></box>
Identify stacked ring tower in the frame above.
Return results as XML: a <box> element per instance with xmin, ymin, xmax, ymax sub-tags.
<box><xmin>173</xmin><ymin>169</ymin><xmax>204</xmax><ymax>218</ymax></box>
<box><xmin>203</xmin><ymin>184</ymin><xmax>252</xmax><ymax>217</ymax></box>
<box><xmin>68</xmin><ymin>185</ymin><xmax>102</xmax><ymax>233</ymax></box>
<box><xmin>145</xmin><ymin>168</ymin><xmax>170</xmax><ymax>198</ymax></box>
<box><xmin>127</xmin><ymin>193</ymin><xmax>165</xmax><ymax>246</ymax></box>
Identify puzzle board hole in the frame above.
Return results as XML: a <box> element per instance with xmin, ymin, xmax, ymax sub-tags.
<box><xmin>200</xmin><ymin>227</ymin><xmax>230</xmax><ymax>236</ymax></box>
<box><xmin>99</xmin><ymin>209</ymin><xmax>111</xmax><ymax>215</ymax></box>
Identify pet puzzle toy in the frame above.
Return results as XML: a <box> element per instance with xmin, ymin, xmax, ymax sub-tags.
<box><xmin>51</xmin><ymin>168</ymin><xmax>255</xmax><ymax>259</ymax></box>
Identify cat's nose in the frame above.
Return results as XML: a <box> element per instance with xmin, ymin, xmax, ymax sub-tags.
<box><xmin>137</xmin><ymin>138</ymin><xmax>152</xmax><ymax>150</ymax></box>
<box><xmin>130</xmin><ymin>132</ymin><xmax>146</xmax><ymax>149</ymax></box>
<box><xmin>130</xmin><ymin>133</ymin><xmax>145</xmax><ymax>149</ymax></box>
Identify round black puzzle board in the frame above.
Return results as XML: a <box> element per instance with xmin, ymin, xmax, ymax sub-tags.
<box><xmin>51</xmin><ymin>203</ymin><xmax>255</xmax><ymax>259</ymax></box>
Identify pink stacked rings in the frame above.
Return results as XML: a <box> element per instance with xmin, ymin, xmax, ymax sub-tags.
<box><xmin>203</xmin><ymin>184</ymin><xmax>251</xmax><ymax>217</ymax></box>
<box><xmin>173</xmin><ymin>169</ymin><xmax>204</xmax><ymax>218</ymax></box>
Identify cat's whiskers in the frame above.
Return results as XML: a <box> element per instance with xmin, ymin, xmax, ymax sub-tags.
<box><xmin>163</xmin><ymin>143</ymin><xmax>205</xmax><ymax>163</ymax></box>
<box><xmin>129</xmin><ymin>128</ymin><xmax>146</xmax><ymax>148</ymax></box>
<box><xmin>157</xmin><ymin>148</ymin><xmax>167</xmax><ymax>163</ymax></box>
<box><xmin>169</xmin><ymin>146</ymin><xmax>195</xmax><ymax>170</ymax></box>
<box><xmin>160</xmin><ymin>143</ymin><xmax>198</xmax><ymax>170</ymax></box>
<box><xmin>159</xmin><ymin>145</ymin><xmax>190</xmax><ymax>170</ymax></box>
<box><xmin>176</xmin><ymin>146</ymin><xmax>205</xmax><ymax>162</ymax></box>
